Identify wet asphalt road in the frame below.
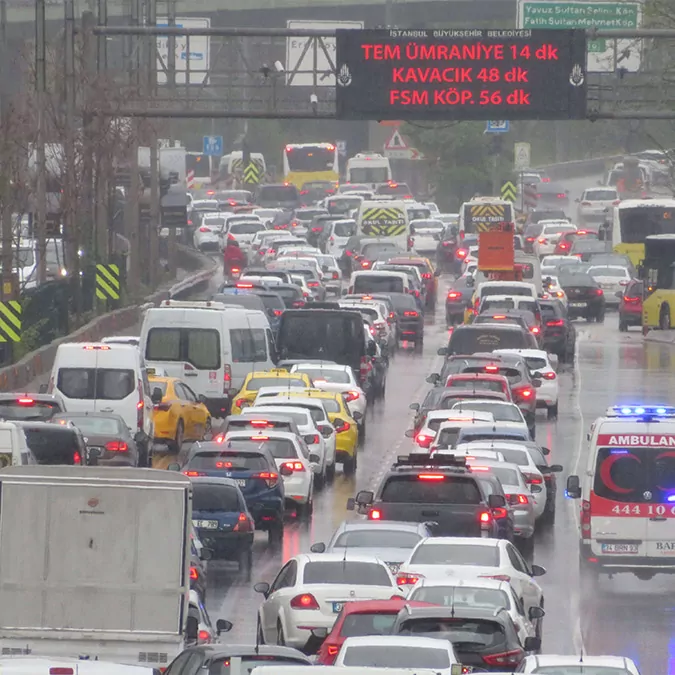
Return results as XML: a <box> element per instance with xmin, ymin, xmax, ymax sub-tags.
<box><xmin>21</xmin><ymin>176</ymin><xmax>675</xmax><ymax>674</ymax></box>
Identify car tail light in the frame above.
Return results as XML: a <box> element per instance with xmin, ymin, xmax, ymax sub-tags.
<box><xmin>546</xmin><ymin>319</ymin><xmax>564</xmax><ymax>326</ymax></box>
<box><xmin>530</xmin><ymin>326</ymin><xmax>541</xmax><ymax>334</ymax></box>
<box><xmin>311</xmin><ymin>227</ymin><xmax>322</xmax><ymax>232</ymax></box>
<box><xmin>198</xmin><ymin>629</ymin><xmax>211</xmax><ymax>643</ymax></box>
<box><xmin>368</xmin><ymin>508</ymin><xmax>382</xmax><ymax>520</ymax></box>
<box><xmin>480</xmin><ymin>574</ymin><xmax>512</xmax><ymax>583</ymax></box>
<box><xmin>442</xmin><ymin>241</ymin><xmax>452</xmax><ymax>247</ymax></box>
<box><xmin>418</xmin><ymin>473</ymin><xmax>445</xmax><ymax>481</ymax></box>
<box><xmin>154</xmin><ymin>402</ymin><xmax>171</xmax><ymax>411</ymax></box>
<box><xmin>234</xmin><ymin>512</ymin><xmax>253</xmax><ymax>532</ymax></box>
<box><xmin>136</xmin><ymin>380</ymin><xmax>144</xmax><ymax>432</ymax></box>
<box><xmin>456</xmin><ymin>248</ymin><xmax>468</xmax><ymax>259</ymax></box>
<box><xmin>105</xmin><ymin>440</ymin><xmax>129</xmax><ymax>452</ymax></box>
<box><xmin>581</xmin><ymin>201</ymin><xmax>592</xmax><ymax>206</ymax></box>
<box><xmin>404</xmin><ymin>311</ymin><xmax>418</xmax><ymax>317</ymax></box>
<box><xmin>526</xmin><ymin>237</ymin><xmax>535</xmax><ymax>243</ymax></box>
<box><xmin>508</xmin><ymin>494</ymin><xmax>529</xmax><ymax>505</ymax></box>
<box><xmin>416</xmin><ymin>433</ymin><xmax>433</xmax><ymax>448</ymax></box>
<box><xmin>17</xmin><ymin>397</ymin><xmax>34</xmax><ymax>405</ymax></box>
<box><xmin>335</xmin><ymin>420</ymin><xmax>351</xmax><ymax>433</ymax></box>
<box><xmin>484</xmin><ymin>365</ymin><xmax>499</xmax><ymax>373</ymax></box>
<box><xmin>283</xmin><ymin>461</ymin><xmax>306</xmax><ymax>472</ymax></box>
<box><xmin>557</xmin><ymin>193</ymin><xmax>566</xmax><ymax>198</ymax></box>
<box><xmin>332</xmin><ymin>271</ymin><xmax>339</xmax><ymax>279</ymax></box>
<box><xmin>422</xmin><ymin>272</ymin><xmax>431</xmax><ymax>279</ymax></box>
<box><xmin>304</xmin><ymin>434</ymin><xmax>320</xmax><ymax>445</ymax></box>
<box><xmin>447</xmin><ymin>291</ymin><xmax>461</xmax><ymax>300</ymax></box>
<box><xmin>326</xmin><ymin>644</ymin><xmax>340</xmax><ymax>657</ymax></box>
<box><xmin>73</xmin><ymin>451</ymin><xmax>82</xmax><ymax>465</ymax></box>
<box><xmin>345</xmin><ymin>390</ymin><xmax>361</xmax><ymax>402</ymax></box>
<box><xmin>542</xmin><ymin>371</ymin><xmax>556</xmax><ymax>380</ymax></box>
<box><xmin>223</xmin><ymin>364</ymin><xmax>232</xmax><ymax>394</ymax></box>
<box><xmin>396</xmin><ymin>572</ymin><xmax>422</xmax><ymax>585</ymax></box>
<box><xmin>199</xmin><ymin>226</ymin><xmax>210</xmax><ymax>232</ymax></box>
<box><xmin>290</xmin><ymin>593</ymin><xmax>320</xmax><ymax>610</ymax></box>
<box><xmin>273</xmin><ymin>309</ymin><xmax>283</xmax><ymax>316</ymax></box>
<box><xmin>538</xmin><ymin>238</ymin><xmax>548</xmax><ymax>244</ymax></box>
<box><xmin>595</xmin><ymin>288</ymin><xmax>604</xmax><ymax>296</ymax></box>
<box><xmin>307</xmin><ymin>281</ymin><xmax>320</xmax><ymax>288</ymax></box>
<box><xmin>482</xmin><ymin>650</ymin><xmax>524</xmax><ymax>667</ymax></box>
<box><xmin>184</xmin><ymin>470</ymin><xmax>205</xmax><ymax>477</ymax></box>
<box><xmin>558</xmin><ymin>242</ymin><xmax>569</xmax><ymax>250</ymax></box>
<box><xmin>581</xmin><ymin>498</ymin><xmax>592</xmax><ymax>538</ymax></box>
<box><xmin>190</xmin><ymin>566</ymin><xmax>199</xmax><ymax>580</ymax></box>
<box><xmin>624</xmin><ymin>296</ymin><xmax>640</xmax><ymax>304</ymax></box>
<box><xmin>253</xmin><ymin>471</ymin><xmax>279</xmax><ymax>489</ymax></box>
<box><xmin>345</xmin><ymin>250</ymin><xmax>352</xmax><ymax>257</ymax></box>
<box><xmin>361</xmin><ymin>260</ymin><xmax>372</xmax><ymax>268</ymax></box>
<box><xmin>514</xmin><ymin>385</ymin><xmax>534</xmax><ymax>400</ymax></box>
<box><xmin>292</xmin><ymin>300</ymin><xmax>305</xmax><ymax>308</ymax></box>
<box><xmin>523</xmin><ymin>472</ymin><xmax>543</xmax><ymax>485</ymax></box>
<box><xmin>491</xmin><ymin>507</ymin><xmax>509</xmax><ymax>519</ymax></box>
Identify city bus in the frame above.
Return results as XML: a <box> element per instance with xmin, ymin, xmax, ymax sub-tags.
<box><xmin>283</xmin><ymin>143</ymin><xmax>339</xmax><ymax>190</ymax></box>
<box><xmin>612</xmin><ymin>198</ymin><xmax>675</xmax><ymax>266</ymax></box>
<box><xmin>641</xmin><ymin>234</ymin><xmax>675</xmax><ymax>331</ymax></box>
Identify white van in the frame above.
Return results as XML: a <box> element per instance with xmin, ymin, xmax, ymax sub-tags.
<box><xmin>0</xmin><ymin>657</ymin><xmax>156</xmax><ymax>675</ymax></box>
<box><xmin>348</xmin><ymin>270</ymin><xmax>410</xmax><ymax>295</ymax></box>
<box><xmin>48</xmin><ymin>342</ymin><xmax>154</xmax><ymax>462</ymax></box>
<box><xmin>0</xmin><ymin>422</ymin><xmax>37</xmax><ymax>468</ymax></box>
<box><xmin>139</xmin><ymin>300</ymin><xmax>275</xmax><ymax>417</ymax></box>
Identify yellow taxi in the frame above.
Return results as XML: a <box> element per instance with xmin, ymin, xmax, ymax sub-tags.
<box><xmin>230</xmin><ymin>369</ymin><xmax>312</xmax><ymax>415</ymax></box>
<box><xmin>285</xmin><ymin>389</ymin><xmax>359</xmax><ymax>473</ymax></box>
<box><xmin>149</xmin><ymin>376</ymin><xmax>211</xmax><ymax>450</ymax></box>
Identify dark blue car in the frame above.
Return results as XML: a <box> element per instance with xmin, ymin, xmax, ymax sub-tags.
<box><xmin>190</xmin><ymin>476</ymin><xmax>254</xmax><ymax>578</ymax></box>
<box><xmin>184</xmin><ymin>442</ymin><xmax>289</xmax><ymax>546</ymax></box>
<box><xmin>216</xmin><ymin>286</ymin><xmax>285</xmax><ymax>335</ymax></box>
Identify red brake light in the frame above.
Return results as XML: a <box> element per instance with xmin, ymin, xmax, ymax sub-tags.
<box><xmin>105</xmin><ymin>441</ymin><xmax>129</xmax><ymax>452</ymax></box>
<box><xmin>190</xmin><ymin>566</ymin><xmax>199</xmax><ymax>580</ymax></box>
<box><xmin>530</xmin><ymin>326</ymin><xmax>541</xmax><ymax>334</ymax></box>
<box><xmin>422</xmin><ymin>272</ymin><xmax>431</xmax><ymax>279</ymax></box>
<box><xmin>198</xmin><ymin>629</ymin><xmax>211</xmax><ymax>642</ymax></box>
<box><xmin>396</xmin><ymin>572</ymin><xmax>422</xmax><ymax>585</ymax></box>
<box><xmin>283</xmin><ymin>461</ymin><xmax>305</xmax><ymax>472</ymax></box>
<box><xmin>327</xmin><ymin>645</ymin><xmax>339</xmax><ymax>656</ymax></box>
<box><xmin>523</xmin><ymin>472</ymin><xmax>543</xmax><ymax>485</ymax></box>
<box><xmin>199</xmin><ymin>226</ymin><xmax>210</xmax><ymax>232</ymax></box>
<box><xmin>492</xmin><ymin>314</ymin><xmax>507</xmax><ymax>320</ymax></box>
<box><xmin>542</xmin><ymin>371</ymin><xmax>556</xmax><ymax>380</ymax></box>
<box><xmin>404</xmin><ymin>311</ymin><xmax>418</xmax><ymax>317</ymax></box>
<box><xmin>236</xmin><ymin>282</ymin><xmax>254</xmax><ymax>288</ymax></box>
<box><xmin>250</xmin><ymin>419</ymin><xmax>271</xmax><ymax>428</ymax></box>
<box><xmin>184</xmin><ymin>470</ymin><xmax>205</xmax><ymax>477</ymax></box>
<box><xmin>253</xmin><ymin>471</ymin><xmax>279</xmax><ymax>488</ymax></box>
<box><xmin>17</xmin><ymin>397</ymin><xmax>34</xmax><ymax>405</ymax></box>
<box><xmin>234</xmin><ymin>512</ymin><xmax>253</xmax><ymax>532</ymax></box>
<box><xmin>485</xmin><ymin>365</ymin><xmax>499</xmax><ymax>373</ymax></box>
<box><xmin>538</xmin><ymin>238</ymin><xmax>547</xmax><ymax>244</ymax></box>
<box><xmin>418</xmin><ymin>473</ymin><xmax>445</xmax><ymax>481</ymax></box>
<box><xmin>546</xmin><ymin>319</ymin><xmax>564</xmax><ymax>326</ymax></box>
<box><xmin>480</xmin><ymin>511</ymin><xmax>491</xmax><ymax>523</ymax></box>
<box><xmin>307</xmin><ymin>281</ymin><xmax>320</xmax><ymax>287</ymax></box>
<box><xmin>368</xmin><ymin>508</ymin><xmax>382</xmax><ymax>520</ymax></box>
<box><xmin>482</xmin><ymin>649</ymin><xmax>524</xmax><ymax>667</ymax></box>
<box><xmin>456</xmin><ymin>248</ymin><xmax>468</xmax><ymax>259</ymax></box>
<box><xmin>520</xmin><ymin>388</ymin><xmax>534</xmax><ymax>399</ymax></box>
<box><xmin>491</xmin><ymin>507</ymin><xmax>509</xmax><ymax>519</ymax></box>
<box><xmin>345</xmin><ymin>390</ymin><xmax>360</xmax><ymax>403</ymax></box>
<box><xmin>290</xmin><ymin>593</ymin><xmax>320</xmax><ymax>609</ymax></box>
<box><xmin>557</xmin><ymin>193</ymin><xmax>566</xmax><ymax>198</ymax></box>
<box><xmin>595</xmin><ymin>288</ymin><xmax>604</xmax><ymax>296</ymax></box>
<box><xmin>518</xmin><ymin>494</ymin><xmax>529</xmax><ymax>504</ymax></box>
<box><xmin>447</xmin><ymin>291</ymin><xmax>461</xmax><ymax>300</ymax></box>
<box><xmin>73</xmin><ymin>451</ymin><xmax>82</xmax><ymax>465</ymax></box>
<box><xmin>273</xmin><ymin>309</ymin><xmax>283</xmax><ymax>316</ymax></box>
<box><xmin>624</xmin><ymin>296</ymin><xmax>641</xmax><ymax>303</ymax></box>
<box><xmin>416</xmin><ymin>433</ymin><xmax>433</xmax><ymax>448</ymax></box>
<box><xmin>334</xmin><ymin>419</ymin><xmax>351</xmax><ymax>433</ymax></box>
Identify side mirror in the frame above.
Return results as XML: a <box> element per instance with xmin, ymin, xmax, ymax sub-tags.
<box><xmin>352</xmin><ymin>411</ymin><xmax>363</xmax><ymax>421</ymax></box>
<box><xmin>39</xmin><ymin>384</ymin><xmax>48</xmax><ymax>394</ymax></box>
<box><xmin>167</xmin><ymin>462</ymin><xmax>181</xmax><ymax>471</ymax></box>
<box><xmin>151</xmin><ymin>387</ymin><xmax>163</xmax><ymax>405</ymax></box>
<box><xmin>346</xmin><ymin>497</ymin><xmax>356</xmax><ymax>511</ymax></box>
<box><xmin>280</xmin><ymin>464</ymin><xmax>293</xmax><ymax>477</ymax></box>
<box><xmin>548</xmin><ymin>464</ymin><xmax>563</xmax><ymax>473</ymax></box>
<box><xmin>529</xmin><ymin>606</ymin><xmax>546</xmax><ymax>621</ymax></box>
<box><xmin>426</xmin><ymin>373</ymin><xmax>440</xmax><ymax>385</ymax></box>
<box><xmin>532</xmin><ymin>379</ymin><xmax>542</xmax><ymax>389</ymax></box>
<box><xmin>404</xmin><ymin>429</ymin><xmax>414</xmax><ymax>438</ymax></box>
<box><xmin>198</xmin><ymin>394</ymin><xmax>208</xmax><ymax>404</ymax></box>
<box><xmin>200</xmin><ymin>547</ymin><xmax>213</xmax><ymax>561</ymax></box>
<box><xmin>409</xmin><ymin>402</ymin><xmax>420</xmax><ymax>411</ymax></box>
<box><xmin>310</xmin><ymin>542</ymin><xmax>326</xmax><ymax>553</ymax></box>
<box><xmin>186</xmin><ymin>616</ymin><xmax>199</xmax><ymax>642</ymax></box>
<box><xmin>530</xmin><ymin>564</ymin><xmax>547</xmax><ymax>577</ymax></box>
<box><xmin>434</xmin><ymin>268</ymin><xmax>442</xmax><ymax>277</ymax></box>
<box><xmin>319</xmin><ymin>424</ymin><xmax>334</xmax><ymax>439</ymax></box>
<box><xmin>254</xmin><ymin>581</ymin><xmax>271</xmax><ymax>597</ymax></box>
<box><xmin>488</xmin><ymin>494</ymin><xmax>507</xmax><ymax>509</ymax></box>
<box><xmin>355</xmin><ymin>489</ymin><xmax>374</xmax><ymax>506</ymax></box>
<box><xmin>437</xmin><ymin>347</ymin><xmax>448</xmax><ymax>356</ymax></box>
<box><xmin>216</xmin><ymin>619</ymin><xmax>233</xmax><ymax>635</ymax></box>
<box><xmin>566</xmin><ymin>474</ymin><xmax>581</xmax><ymax>498</ymax></box>
<box><xmin>309</xmin><ymin>453</ymin><xmax>320</xmax><ymax>464</ymax></box>
<box><xmin>524</xmin><ymin>636</ymin><xmax>542</xmax><ymax>652</ymax></box>
<box><xmin>541</xmin><ymin>446</ymin><xmax>551</xmax><ymax>456</ymax></box>
<box><xmin>332</xmin><ymin>418</ymin><xmax>346</xmax><ymax>430</ymax></box>
<box><xmin>367</xmin><ymin>342</ymin><xmax>377</xmax><ymax>357</ymax></box>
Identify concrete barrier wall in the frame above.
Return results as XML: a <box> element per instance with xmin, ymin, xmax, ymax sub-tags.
<box><xmin>0</xmin><ymin>246</ymin><xmax>218</xmax><ymax>392</ymax></box>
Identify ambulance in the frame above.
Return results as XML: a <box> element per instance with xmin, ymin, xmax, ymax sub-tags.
<box><xmin>567</xmin><ymin>404</ymin><xmax>675</xmax><ymax>583</ymax></box>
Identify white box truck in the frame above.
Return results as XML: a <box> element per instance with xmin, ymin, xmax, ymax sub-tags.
<box><xmin>0</xmin><ymin>466</ymin><xmax>192</xmax><ymax>668</ymax></box>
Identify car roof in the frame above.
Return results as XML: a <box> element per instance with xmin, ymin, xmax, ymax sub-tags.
<box><xmin>397</xmin><ymin>605</ymin><xmax>510</xmax><ymax>623</ymax></box>
<box><xmin>224</xmin><ymin>429</ymin><xmax>298</xmax><ymax>442</ymax></box>
<box><xmin>292</xmin><ymin>362</ymin><xmax>347</xmax><ymax>371</ymax></box>
<box><xmin>251</xmin><ymin>405</ymin><xmax>313</xmax><ymax>417</ymax></box>
<box><xmin>341</xmin><ymin>635</ymin><xmax>451</xmax><ymax>649</ymax></box>
<box><xmin>527</xmin><ymin>656</ymin><xmax>633</xmax><ymax>668</ymax></box>
<box><xmin>493</xmin><ymin>348</ymin><xmax>549</xmax><ymax>359</ymax></box>
<box><xmin>294</xmin><ymin>552</ymin><xmax>390</xmax><ymax>565</ymax></box>
<box><xmin>415</xmin><ymin>577</ymin><xmax>509</xmax><ymax>591</ymax></box>
<box><xmin>452</xmin><ymin>323</ymin><xmax>527</xmax><ymax>333</ymax></box>
<box><xmin>194</xmin><ymin>644</ymin><xmax>311</xmax><ymax>660</ymax></box>
<box><xmin>238</xmin><ymin>409</ymin><xmax>301</xmax><ymax>420</ymax></box>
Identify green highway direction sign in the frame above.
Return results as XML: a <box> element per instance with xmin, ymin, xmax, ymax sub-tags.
<box><xmin>517</xmin><ymin>1</ymin><xmax>641</xmax><ymax>73</ymax></box>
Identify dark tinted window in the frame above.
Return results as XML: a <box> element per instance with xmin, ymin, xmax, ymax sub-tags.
<box><xmin>247</xmin><ymin>377</ymin><xmax>304</xmax><ymax>392</ymax></box>
<box><xmin>258</xmin><ymin>185</ymin><xmax>300</xmax><ymax>202</ymax></box>
<box><xmin>334</xmin><ymin>221</ymin><xmax>357</xmax><ymax>237</ymax></box>
<box><xmin>388</xmin><ymin>293</ymin><xmax>418</xmax><ymax>311</ymax></box>
<box><xmin>375</xmin><ymin>183</ymin><xmax>411</xmax><ymax>196</ymax></box>
<box><xmin>278</xmin><ymin>313</ymin><xmax>363</xmax><ymax>362</ymax></box>
<box><xmin>380</xmin><ymin>475</ymin><xmax>482</xmax><ymax>504</ymax></box>
<box><xmin>340</xmin><ymin>612</ymin><xmax>398</xmax><ymax>637</ymax></box>
<box><xmin>57</xmin><ymin>368</ymin><xmax>135</xmax><ymax>400</ymax></box>
<box><xmin>22</xmin><ymin>427</ymin><xmax>82</xmax><ymax>465</ymax></box>
<box><xmin>192</xmin><ymin>484</ymin><xmax>241</xmax><ymax>512</ymax></box>
<box><xmin>146</xmin><ymin>328</ymin><xmax>220</xmax><ymax>370</ymax></box>
<box><xmin>230</xmin><ymin>329</ymin><xmax>268</xmax><ymax>363</ymax></box>
<box><xmin>342</xmin><ymin>645</ymin><xmax>450</xmax><ymax>669</ymax></box>
<box><xmin>286</xmin><ymin>146</ymin><xmax>335</xmax><ymax>172</ymax></box>
<box><xmin>55</xmin><ymin>415</ymin><xmax>125</xmax><ymax>436</ymax></box>
<box><xmin>448</xmin><ymin>328</ymin><xmax>530</xmax><ymax>354</ymax></box>
<box><xmin>227</xmin><ymin>418</ymin><xmax>293</xmax><ymax>432</ymax></box>
<box><xmin>187</xmin><ymin>451</ymin><xmax>269</xmax><ymax>471</ymax></box>
<box><xmin>559</xmin><ymin>272</ymin><xmax>598</xmax><ymax>288</ymax></box>
<box><xmin>619</xmin><ymin>206</ymin><xmax>675</xmax><ymax>243</ymax></box>
<box><xmin>353</xmin><ymin>275</ymin><xmax>404</xmax><ymax>294</ymax></box>
<box><xmin>397</xmin><ymin>617</ymin><xmax>506</xmax><ymax>649</ymax></box>
<box><xmin>411</xmin><ymin>586</ymin><xmax>509</xmax><ymax>610</ymax></box>
<box><xmin>303</xmin><ymin>561</ymin><xmax>391</xmax><ymax>586</ymax></box>
<box><xmin>259</xmin><ymin>294</ymin><xmax>285</xmax><ymax>312</ymax></box>
<box><xmin>0</xmin><ymin>399</ymin><xmax>60</xmax><ymax>420</ymax></box>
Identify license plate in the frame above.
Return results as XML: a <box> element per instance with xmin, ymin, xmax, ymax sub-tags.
<box><xmin>601</xmin><ymin>543</ymin><xmax>638</xmax><ymax>554</ymax></box>
<box><xmin>193</xmin><ymin>519</ymin><xmax>218</xmax><ymax>530</ymax></box>
<box><xmin>236</xmin><ymin>479</ymin><xmax>247</xmax><ymax>487</ymax></box>
<box><xmin>570</xmin><ymin>302</ymin><xmax>587</xmax><ymax>308</ymax></box>
<box><xmin>332</xmin><ymin>602</ymin><xmax>344</xmax><ymax>613</ymax></box>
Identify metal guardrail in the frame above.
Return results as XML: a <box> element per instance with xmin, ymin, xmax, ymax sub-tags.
<box><xmin>535</xmin><ymin>154</ymin><xmax>625</xmax><ymax>181</ymax></box>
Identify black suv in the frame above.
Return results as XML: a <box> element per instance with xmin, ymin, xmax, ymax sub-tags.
<box><xmin>391</xmin><ymin>605</ymin><xmax>539</xmax><ymax>671</ymax></box>
<box><xmin>348</xmin><ymin>454</ymin><xmax>513</xmax><ymax>539</ymax></box>
<box><xmin>558</xmin><ymin>269</ymin><xmax>606</xmax><ymax>322</ymax></box>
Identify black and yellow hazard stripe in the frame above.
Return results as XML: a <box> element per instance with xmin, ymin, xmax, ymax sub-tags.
<box><xmin>0</xmin><ymin>301</ymin><xmax>21</xmax><ymax>342</ymax></box>
<box><xmin>470</xmin><ymin>204</ymin><xmax>506</xmax><ymax>218</ymax></box>
<box><xmin>362</xmin><ymin>207</ymin><xmax>406</xmax><ymax>222</ymax></box>
<box><xmin>368</xmin><ymin>223</ymin><xmax>408</xmax><ymax>236</ymax></box>
<box><xmin>96</xmin><ymin>264</ymin><xmax>120</xmax><ymax>301</ymax></box>
<box><xmin>243</xmin><ymin>162</ymin><xmax>262</xmax><ymax>184</ymax></box>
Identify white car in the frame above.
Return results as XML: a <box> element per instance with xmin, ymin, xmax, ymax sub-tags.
<box><xmin>407</xmin><ymin>577</ymin><xmax>542</xmax><ymax>645</ymax></box>
<box><xmin>227</xmin><ymin>219</ymin><xmax>268</xmax><ymax>254</ymax></box>
<box><xmin>540</xmin><ymin>255</ymin><xmax>580</xmax><ymax>276</ymax></box>
<box><xmin>409</xmin><ymin>410</ymin><xmax>495</xmax><ymax>450</ymax></box>
<box><xmin>252</xmin><ymin>397</ymin><xmax>337</xmax><ymax>482</ymax></box>
<box><xmin>193</xmin><ymin>213</ymin><xmax>223</xmax><ymax>251</ymax></box>
<box><xmin>519</xmin><ymin>654</ymin><xmax>641</xmax><ymax>675</ymax></box>
<box><xmin>493</xmin><ymin>348</ymin><xmax>559</xmax><ymax>418</ymax></box>
<box><xmin>532</xmin><ymin>221</ymin><xmax>577</xmax><ymax>258</ymax></box>
<box><xmin>340</xmin><ymin>301</ymin><xmax>396</xmax><ymax>353</ymax></box>
<box><xmin>587</xmin><ymin>264</ymin><xmax>631</xmax><ymax>305</ymax></box>
<box><xmin>252</xmin><ymin>208</ymin><xmax>283</xmax><ymax>225</ymax></box>
<box><xmin>576</xmin><ymin>186</ymin><xmax>619</xmax><ymax>226</ymax></box>
<box><xmin>396</xmin><ymin>537</ymin><xmax>546</xmax><ymax>616</ymax></box>
<box><xmin>314</xmin><ymin>254</ymin><xmax>342</xmax><ymax>293</ymax></box>
<box><xmin>409</xmin><ymin>218</ymin><xmax>445</xmax><ymax>253</ymax></box>
<box><xmin>326</xmin><ymin>219</ymin><xmax>357</xmax><ymax>257</ymax></box>
<box><xmin>289</xmin><ymin>362</ymin><xmax>367</xmax><ymax>427</ymax></box>
<box><xmin>454</xmin><ymin>440</ymin><xmax>547</xmax><ymax>519</ymax></box>
<box><xmin>251</xmin><ymin>231</ymin><xmax>290</xmax><ymax>259</ymax></box>
<box><xmin>448</xmin><ymin>400</ymin><xmax>531</xmax><ymax>436</ymax></box>
<box><xmin>238</xmin><ymin>274</ymin><xmax>283</xmax><ymax>287</ymax></box>
<box><xmin>254</xmin><ymin>553</ymin><xmax>400</xmax><ymax>649</ymax></box>
<box><xmin>335</xmin><ymin>635</ymin><xmax>458</xmax><ymax>672</ymax></box>
<box><xmin>242</xmin><ymin>404</ymin><xmax>328</xmax><ymax>487</ymax></box>
<box><xmin>219</xmin><ymin>214</ymin><xmax>263</xmax><ymax>249</ymax></box>
<box><xmin>223</xmin><ymin>429</ymin><xmax>314</xmax><ymax>515</ymax></box>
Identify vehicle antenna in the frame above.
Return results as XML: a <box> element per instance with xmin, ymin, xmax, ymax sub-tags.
<box><xmin>254</xmin><ymin>615</ymin><xmax>261</xmax><ymax>654</ymax></box>
<box><xmin>450</xmin><ymin>587</ymin><xmax>455</xmax><ymax>618</ymax></box>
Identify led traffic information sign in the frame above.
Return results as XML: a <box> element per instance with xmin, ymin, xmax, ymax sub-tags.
<box><xmin>335</xmin><ymin>29</ymin><xmax>587</xmax><ymax>121</ymax></box>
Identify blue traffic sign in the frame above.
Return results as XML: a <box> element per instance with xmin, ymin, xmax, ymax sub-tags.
<box><xmin>486</xmin><ymin>120</ymin><xmax>510</xmax><ymax>133</ymax></box>
<box><xmin>203</xmin><ymin>135</ymin><xmax>223</xmax><ymax>156</ymax></box>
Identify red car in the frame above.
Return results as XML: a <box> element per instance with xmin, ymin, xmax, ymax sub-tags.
<box><xmin>444</xmin><ymin>373</ymin><xmax>513</xmax><ymax>401</ymax></box>
<box><xmin>553</xmin><ymin>229</ymin><xmax>598</xmax><ymax>255</ymax></box>
<box><xmin>618</xmin><ymin>279</ymin><xmax>643</xmax><ymax>332</ymax></box>
<box><xmin>316</xmin><ymin>599</ymin><xmax>432</xmax><ymax>665</ymax></box>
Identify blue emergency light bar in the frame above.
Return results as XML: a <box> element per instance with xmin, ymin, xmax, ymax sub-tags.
<box><xmin>606</xmin><ymin>405</ymin><xmax>675</xmax><ymax>417</ymax></box>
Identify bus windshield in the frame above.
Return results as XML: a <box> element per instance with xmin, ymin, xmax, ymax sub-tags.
<box><xmin>619</xmin><ymin>205</ymin><xmax>675</xmax><ymax>244</ymax></box>
<box><xmin>285</xmin><ymin>145</ymin><xmax>336</xmax><ymax>172</ymax></box>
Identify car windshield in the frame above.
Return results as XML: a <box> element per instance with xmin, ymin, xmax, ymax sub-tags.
<box><xmin>0</xmin><ymin>400</ymin><xmax>59</xmax><ymax>420</ymax></box>
<box><xmin>192</xmin><ymin>484</ymin><xmax>241</xmax><ymax>512</ymax></box>
<box><xmin>342</xmin><ymin>645</ymin><xmax>450</xmax><ymax>669</ymax></box>
<box><xmin>451</xmin><ymin>401</ymin><xmax>523</xmax><ymax>423</ymax></box>
<box><xmin>340</xmin><ymin>613</ymin><xmax>399</xmax><ymax>637</ymax></box>
<box><xmin>297</xmin><ymin>368</ymin><xmax>351</xmax><ymax>384</ymax></box>
<box><xmin>327</xmin><ymin>198</ymin><xmax>362</xmax><ymax>214</ymax></box>
<box><xmin>543</xmin><ymin>225</ymin><xmax>575</xmax><ymax>235</ymax></box>
<box><xmin>411</xmin><ymin>585</ymin><xmax>510</xmax><ymax>611</ymax></box>
<box><xmin>482</xmin><ymin>298</ymin><xmax>516</xmax><ymax>310</ymax></box>
<box><xmin>58</xmin><ymin>415</ymin><xmax>123</xmax><ymax>435</ymax></box>
<box><xmin>447</xmin><ymin>379</ymin><xmax>504</xmax><ymax>393</ymax></box>
<box><xmin>333</xmin><ymin>530</ymin><xmax>422</xmax><ymax>549</ymax></box>
<box><xmin>187</xmin><ymin>451</ymin><xmax>269</xmax><ymax>471</ymax></box>
<box><xmin>333</xmin><ymin>221</ymin><xmax>357</xmax><ymax>237</ymax></box>
<box><xmin>302</xmin><ymin>561</ymin><xmax>391</xmax><ymax>586</ymax></box>
<box><xmin>250</xmin><ymin>409</ymin><xmax>310</xmax><ymax>427</ymax></box>
<box><xmin>585</xmin><ymin>190</ymin><xmax>617</xmax><ymax>200</ymax></box>
<box><xmin>381</xmin><ymin>475</ymin><xmax>482</xmax><ymax>504</ymax></box>
<box><xmin>588</xmin><ymin>267</ymin><xmax>627</xmax><ymax>278</ymax></box>
<box><xmin>230</xmin><ymin>222</ymin><xmax>265</xmax><ymax>234</ymax></box>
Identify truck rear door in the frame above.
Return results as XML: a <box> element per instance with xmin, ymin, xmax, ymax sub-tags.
<box><xmin>372</xmin><ymin>474</ymin><xmax>485</xmax><ymax>536</ymax></box>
